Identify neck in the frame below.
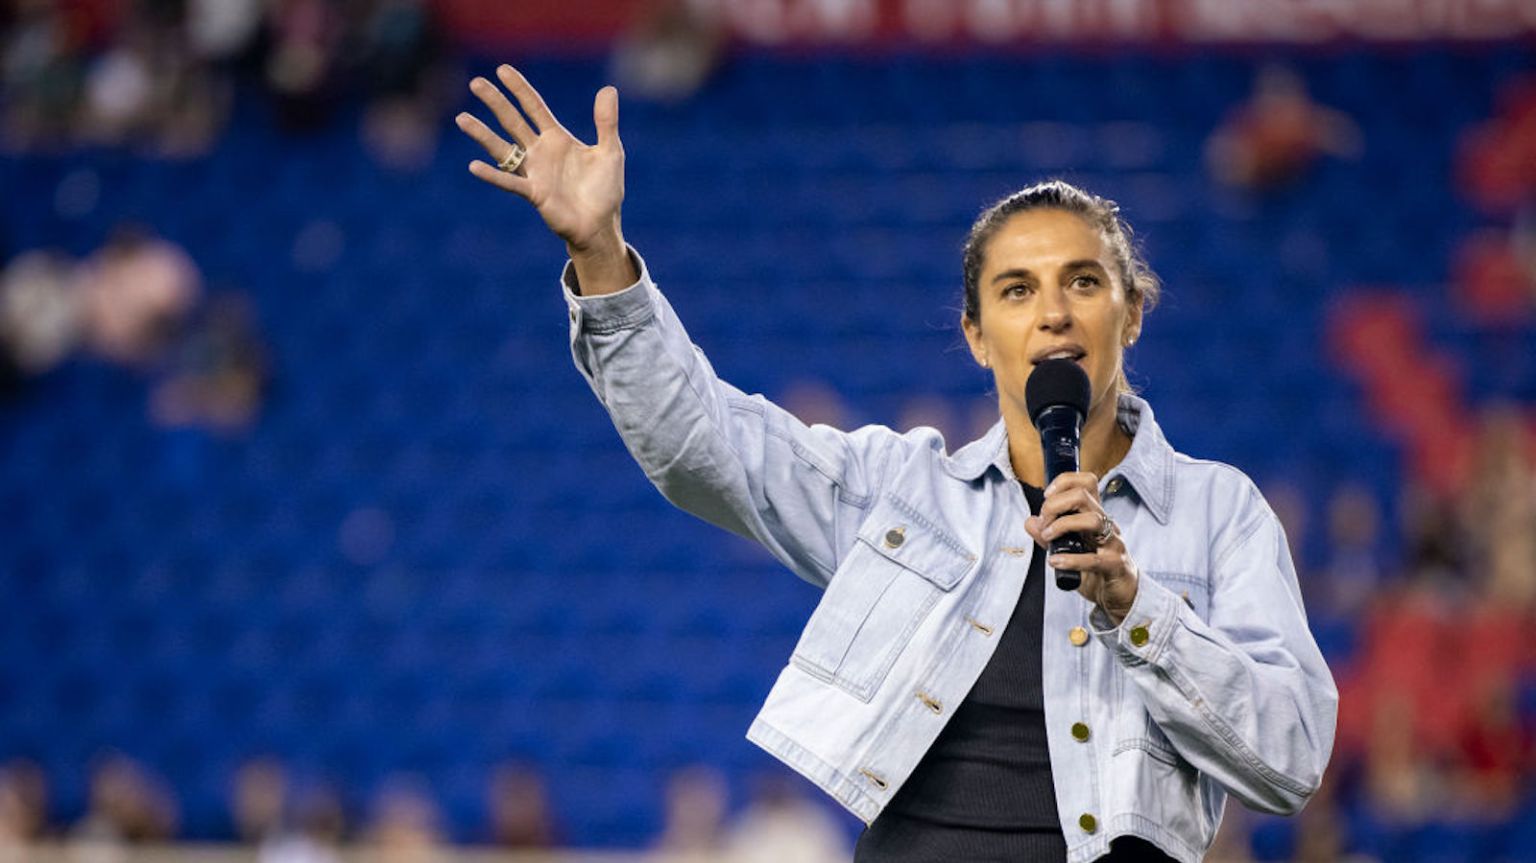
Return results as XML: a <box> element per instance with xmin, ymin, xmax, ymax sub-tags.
<box><xmin>1005</xmin><ymin>392</ymin><xmax>1132</xmax><ymax>488</ymax></box>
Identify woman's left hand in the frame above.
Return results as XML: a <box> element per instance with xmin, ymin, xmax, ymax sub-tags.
<box><xmin>1025</xmin><ymin>471</ymin><xmax>1140</xmax><ymax>626</ymax></box>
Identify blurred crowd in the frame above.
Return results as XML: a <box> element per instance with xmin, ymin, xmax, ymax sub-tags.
<box><xmin>4</xmin><ymin>1</ymin><xmax>1536</xmax><ymax>857</ymax></box>
<box><xmin>0</xmin><ymin>754</ymin><xmax>853</xmax><ymax>862</ymax></box>
<box><xmin>1</xmin><ymin>0</ymin><xmax>450</xmax><ymax>168</ymax></box>
<box><xmin>0</xmin><ymin>224</ymin><xmax>269</xmax><ymax>434</ymax></box>
<box><xmin>1201</xmin><ymin>404</ymin><xmax>1536</xmax><ymax>862</ymax></box>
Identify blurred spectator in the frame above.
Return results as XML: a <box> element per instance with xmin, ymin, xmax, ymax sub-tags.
<box><xmin>1457</xmin><ymin>74</ymin><xmax>1536</xmax><ymax>215</ymax></box>
<box><xmin>780</xmin><ymin>379</ymin><xmax>853</xmax><ymax>429</ymax></box>
<box><xmin>79</xmin><ymin>18</ymin><xmax>158</xmax><ymax>147</ymax></box>
<box><xmin>1206</xmin><ymin>64</ymin><xmax>1362</xmax><ymax>192</ymax></box>
<box><xmin>1452</xmin><ymin>226</ymin><xmax>1535</xmax><ymax>326</ymax></box>
<box><xmin>1450</xmin><ymin>670</ymin><xmax>1533</xmax><ymax>821</ymax></box>
<box><xmin>610</xmin><ymin>0</ymin><xmax>725</xmax><ymax>104</ymax></box>
<box><xmin>354</xmin><ymin>0</ymin><xmax>449</xmax><ymax>171</ymax></box>
<box><xmin>485</xmin><ymin>762</ymin><xmax>558</xmax><ymax>849</ymax></box>
<box><xmin>233</xmin><ymin>758</ymin><xmax>288</xmax><ymax>845</ymax></box>
<box><xmin>150</xmin><ymin>290</ymin><xmax>269</xmax><ymax>433</ymax></box>
<box><xmin>1398</xmin><ymin>480</ymin><xmax>1463</xmax><ymax>585</ymax></box>
<box><xmin>1203</xmin><ymin>804</ymin><xmax>1253</xmax><ymax>863</ymax></box>
<box><xmin>75</xmin><ymin>3</ymin><xmax>225</xmax><ymax>157</ymax></box>
<box><xmin>260</xmin><ymin>784</ymin><xmax>345</xmax><ymax>863</ymax></box>
<box><xmin>722</xmin><ymin>774</ymin><xmax>850</xmax><ymax>863</ymax></box>
<box><xmin>1322</xmin><ymin>482</ymin><xmax>1383</xmax><ymax>617</ymax></box>
<box><xmin>1360</xmin><ymin>691</ymin><xmax>1442</xmax><ymax>835</ymax></box>
<box><xmin>1290</xmin><ymin>772</ymin><xmax>1375</xmax><ymax>863</ymax></box>
<box><xmin>1460</xmin><ymin>404</ymin><xmax>1536</xmax><ymax>610</ymax></box>
<box><xmin>896</xmin><ymin>394</ymin><xmax>962</xmax><ymax>445</ymax></box>
<box><xmin>185</xmin><ymin>0</ymin><xmax>265</xmax><ymax>70</ymax></box>
<box><xmin>655</xmin><ymin>765</ymin><xmax>728</xmax><ymax>854</ymax></box>
<box><xmin>364</xmin><ymin>778</ymin><xmax>444</xmax><ymax>863</ymax></box>
<box><xmin>0</xmin><ymin>248</ymin><xmax>81</xmax><ymax>392</ymax></box>
<box><xmin>77</xmin><ymin>225</ymin><xmax>201</xmax><ymax>368</ymax></box>
<box><xmin>264</xmin><ymin>0</ymin><xmax>342</xmax><ymax>132</ymax></box>
<box><xmin>0</xmin><ymin>0</ymin><xmax>86</xmax><ymax>150</ymax></box>
<box><xmin>70</xmin><ymin>753</ymin><xmax>179</xmax><ymax>847</ymax></box>
<box><xmin>0</xmin><ymin>759</ymin><xmax>50</xmax><ymax>854</ymax></box>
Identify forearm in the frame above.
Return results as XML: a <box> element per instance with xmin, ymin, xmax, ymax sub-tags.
<box><xmin>564</xmin><ymin>249</ymin><xmax>873</xmax><ymax>587</ymax></box>
<box><xmin>1092</xmin><ymin>524</ymin><xmax>1338</xmax><ymax>814</ymax></box>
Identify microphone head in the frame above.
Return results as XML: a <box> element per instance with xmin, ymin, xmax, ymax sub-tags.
<box><xmin>1026</xmin><ymin>359</ymin><xmax>1092</xmax><ymax>426</ymax></box>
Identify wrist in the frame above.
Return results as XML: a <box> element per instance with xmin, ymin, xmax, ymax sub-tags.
<box><xmin>567</xmin><ymin>225</ymin><xmax>636</xmax><ymax>297</ymax></box>
<box><xmin>566</xmin><ymin>215</ymin><xmax>625</xmax><ymax>259</ymax></box>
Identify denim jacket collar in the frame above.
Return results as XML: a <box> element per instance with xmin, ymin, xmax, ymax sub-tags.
<box><xmin>942</xmin><ymin>393</ymin><xmax>1175</xmax><ymax>525</ymax></box>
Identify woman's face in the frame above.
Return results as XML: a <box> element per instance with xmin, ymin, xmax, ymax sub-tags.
<box><xmin>962</xmin><ymin>207</ymin><xmax>1142</xmax><ymax>421</ymax></box>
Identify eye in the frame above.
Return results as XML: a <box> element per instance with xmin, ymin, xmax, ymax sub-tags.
<box><xmin>1070</xmin><ymin>274</ymin><xmax>1101</xmax><ymax>291</ymax></box>
<box><xmin>1003</xmin><ymin>283</ymin><xmax>1033</xmax><ymax>299</ymax></box>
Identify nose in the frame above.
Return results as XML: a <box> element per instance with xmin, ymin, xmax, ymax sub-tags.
<box><xmin>1037</xmin><ymin>286</ymin><xmax>1072</xmax><ymax>332</ymax></box>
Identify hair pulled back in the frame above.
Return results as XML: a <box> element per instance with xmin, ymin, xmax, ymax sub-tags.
<box><xmin>961</xmin><ymin>180</ymin><xmax>1161</xmax><ymax>326</ymax></box>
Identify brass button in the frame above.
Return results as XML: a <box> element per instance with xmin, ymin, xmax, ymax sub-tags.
<box><xmin>1079</xmin><ymin>813</ymin><xmax>1098</xmax><ymax>833</ymax></box>
<box><xmin>859</xmin><ymin>768</ymin><xmax>888</xmax><ymax>790</ymax></box>
<box><xmin>1071</xmin><ymin>722</ymin><xmax>1090</xmax><ymax>742</ymax></box>
<box><xmin>884</xmin><ymin>527</ymin><xmax>906</xmax><ymax>549</ymax></box>
<box><xmin>569</xmin><ymin>309</ymin><xmax>578</xmax><ymax>322</ymax></box>
<box><xmin>1106</xmin><ymin>477</ymin><xmax>1124</xmax><ymax>494</ymax></box>
<box><xmin>1129</xmin><ymin>625</ymin><xmax>1150</xmax><ymax>647</ymax></box>
<box><xmin>1068</xmin><ymin>626</ymin><xmax>1089</xmax><ymax>646</ymax></box>
<box><xmin>916</xmin><ymin>691</ymin><xmax>943</xmax><ymax>714</ymax></box>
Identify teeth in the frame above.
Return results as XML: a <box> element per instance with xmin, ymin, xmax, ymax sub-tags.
<box><xmin>1046</xmin><ymin>350</ymin><xmax>1078</xmax><ymax>360</ymax></box>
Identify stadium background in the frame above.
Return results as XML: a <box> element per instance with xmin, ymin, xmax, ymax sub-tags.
<box><xmin>2</xmin><ymin>0</ymin><xmax>1535</xmax><ymax>860</ymax></box>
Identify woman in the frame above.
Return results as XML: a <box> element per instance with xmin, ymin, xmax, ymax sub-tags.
<box><xmin>454</xmin><ymin>66</ymin><xmax>1338</xmax><ymax>863</ymax></box>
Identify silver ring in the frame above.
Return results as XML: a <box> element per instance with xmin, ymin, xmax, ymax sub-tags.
<box><xmin>497</xmin><ymin>143</ymin><xmax>527</xmax><ymax>173</ymax></box>
<box><xmin>1093</xmin><ymin>514</ymin><xmax>1118</xmax><ymax>547</ymax></box>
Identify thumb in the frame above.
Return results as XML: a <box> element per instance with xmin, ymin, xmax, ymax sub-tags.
<box><xmin>595</xmin><ymin>85</ymin><xmax>620</xmax><ymax>149</ymax></box>
<box><xmin>1024</xmin><ymin>515</ymin><xmax>1046</xmax><ymax>547</ymax></box>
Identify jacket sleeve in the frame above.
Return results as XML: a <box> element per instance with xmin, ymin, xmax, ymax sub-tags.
<box><xmin>562</xmin><ymin>247</ymin><xmax>899</xmax><ymax>588</ymax></box>
<box><xmin>1090</xmin><ymin>481</ymin><xmax>1339</xmax><ymax>815</ymax></box>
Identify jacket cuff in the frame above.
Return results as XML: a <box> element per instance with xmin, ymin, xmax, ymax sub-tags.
<box><xmin>561</xmin><ymin>245</ymin><xmax>656</xmax><ymax>335</ymax></box>
<box><xmin>1089</xmin><ymin>571</ymin><xmax>1183</xmax><ymax>666</ymax></box>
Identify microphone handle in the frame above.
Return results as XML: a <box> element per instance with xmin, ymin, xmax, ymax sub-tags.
<box><xmin>1050</xmin><ymin>534</ymin><xmax>1088</xmax><ymax>591</ymax></box>
<box><xmin>1035</xmin><ymin>404</ymin><xmax>1086</xmax><ymax>590</ymax></box>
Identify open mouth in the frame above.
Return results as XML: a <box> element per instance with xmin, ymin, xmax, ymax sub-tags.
<box><xmin>1030</xmin><ymin>345</ymin><xmax>1086</xmax><ymax>365</ymax></box>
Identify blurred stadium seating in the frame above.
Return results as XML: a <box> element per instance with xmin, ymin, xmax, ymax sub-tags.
<box><xmin>3</xmin><ymin>36</ymin><xmax>1535</xmax><ymax>861</ymax></box>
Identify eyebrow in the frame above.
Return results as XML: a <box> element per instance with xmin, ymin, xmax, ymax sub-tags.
<box><xmin>989</xmin><ymin>260</ymin><xmax>1107</xmax><ymax>284</ymax></box>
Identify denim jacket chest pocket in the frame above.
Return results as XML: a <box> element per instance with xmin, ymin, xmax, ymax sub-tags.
<box><xmin>791</xmin><ymin>495</ymin><xmax>978</xmax><ymax>703</ymax></box>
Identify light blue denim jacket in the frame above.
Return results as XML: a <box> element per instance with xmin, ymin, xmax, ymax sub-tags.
<box><xmin>562</xmin><ymin>250</ymin><xmax>1338</xmax><ymax>863</ymax></box>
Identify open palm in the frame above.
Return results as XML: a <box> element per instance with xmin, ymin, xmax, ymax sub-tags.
<box><xmin>456</xmin><ymin>65</ymin><xmax>625</xmax><ymax>253</ymax></box>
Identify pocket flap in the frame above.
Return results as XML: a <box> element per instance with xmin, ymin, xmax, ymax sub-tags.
<box><xmin>855</xmin><ymin>495</ymin><xmax>977</xmax><ymax>591</ymax></box>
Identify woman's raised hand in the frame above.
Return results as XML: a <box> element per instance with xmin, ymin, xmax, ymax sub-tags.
<box><xmin>456</xmin><ymin>66</ymin><xmax>633</xmax><ymax>289</ymax></box>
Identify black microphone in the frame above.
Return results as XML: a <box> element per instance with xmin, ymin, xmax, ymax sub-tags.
<box><xmin>1025</xmin><ymin>358</ymin><xmax>1093</xmax><ymax>590</ymax></box>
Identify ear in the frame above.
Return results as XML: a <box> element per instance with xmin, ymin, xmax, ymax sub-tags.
<box><xmin>962</xmin><ymin>314</ymin><xmax>989</xmax><ymax>368</ymax></box>
<box><xmin>1122</xmin><ymin>294</ymin><xmax>1144</xmax><ymax>347</ymax></box>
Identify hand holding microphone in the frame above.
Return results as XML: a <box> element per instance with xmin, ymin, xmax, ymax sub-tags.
<box><xmin>1023</xmin><ymin>359</ymin><xmax>1140</xmax><ymax>624</ymax></box>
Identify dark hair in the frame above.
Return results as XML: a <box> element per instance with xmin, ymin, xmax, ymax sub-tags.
<box><xmin>960</xmin><ymin>180</ymin><xmax>1161</xmax><ymax>326</ymax></box>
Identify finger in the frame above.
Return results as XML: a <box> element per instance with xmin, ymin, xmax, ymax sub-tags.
<box><xmin>1055</xmin><ymin>547</ymin><xmax>1133</xmax><ymax>576</ymax></box>
<box><xmin>1041</xmin><ymin>512</ymin><xmax>1111</xmax><ymax>542</ymax></box>
<box><xmin>1038</xmin><ymin>487</ymin><xmax>1101</xmax><ymax>524</ymax></box>
<box><xmin>468</xmin><ymin>160</ymin><xmax>532</xmax><ymax>198</ymax></box>
<box><xmin>496</xmin><ymin>64</ymin><xmax>560</xmax><ymax>133</ymax></box>
<box><xmin>469</xmin><ymin>76</ymin><xmax>537</xmax><ymax>144</ymax></box>
<box><xmin>1050</xmin><ymin>549</ymin><xmax>1099</xmax><ymax>571</ymax></box>
<box><xmin>594</xmin><ymin>85</ymin><xmax>621</xmax><ymax>150</ymax></box>
<box><xmin>1044</xmin><ymin>543</ymin><xmax>1118</xmax><ymax>571</ymax></box>
<box><xmin>1044</xmin><ymin>471</ymin><xmax>1100</xmax><ymax>498</ymax></box>
<box><xmin>456</xmin><ymin>112</ymin><xmax>523</xmax><ymax>164</ymax></box>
